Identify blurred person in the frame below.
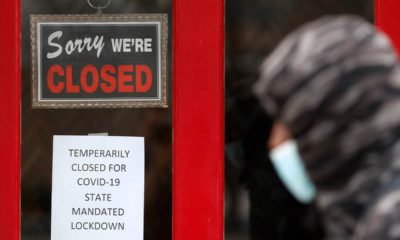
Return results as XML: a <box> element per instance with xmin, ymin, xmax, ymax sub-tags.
<box><xmin>225</xmin><ymin>104</ymin><xmax>324</xmax><ymax>240</ymax></box>
<box><xmin>253</xmin><ymin>15</ymin><xmax>400</xmax><ymax>239</ymax></box>
<box><xmin>225</xmin><ymin>1</ymin><xmax>374</xmax><ymax>239</ymax></box>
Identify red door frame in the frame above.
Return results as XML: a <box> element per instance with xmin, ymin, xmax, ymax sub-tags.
<box><xmin>172</xmin><ymin>0</ymin><xmax>224</xmax><ymax>239</ymax></box>
<box><xmin>0</xmin><ymin>0</ymin><xmax>21</xmax><ymax>239</ymax></box>
<box><xmin>0</xmin><ymin>0</ymin><xmax>224</xmax><ymax>239</ymax></box>
<box><xmin>3</xmin><ymin>0</ymin><xmax>400</xmax><ymax>240</ymax></box>
<box><xmin>2</xmin><ymin>0</ymin><xmax>400</xmax><ymax>240</ymax></box>
<box><xmin>376</xmin><ymin>0</ymin><xmax>400</xmax><ymax>54</ymax></box>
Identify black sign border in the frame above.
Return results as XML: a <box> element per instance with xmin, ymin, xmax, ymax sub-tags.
<box><xmin>31</xmin><ymin>14</ymin><xmax>168</xmax><ymax>109</ymax></box>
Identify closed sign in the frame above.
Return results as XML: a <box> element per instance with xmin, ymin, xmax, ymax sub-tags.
<box><xmin>31</xmin><ymin>15</ymin><xmax>168</xmax><ymax>108</ymax></box>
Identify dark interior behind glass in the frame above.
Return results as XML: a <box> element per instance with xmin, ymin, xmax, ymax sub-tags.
<box><xmin>21</xmin><ymin>1</ymin><xmax>172</xmax><ymax>239</ymax></box>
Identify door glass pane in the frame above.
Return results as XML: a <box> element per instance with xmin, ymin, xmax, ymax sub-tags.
<box><xmin>225</xmin><ymin>1</ymin><xmax>373</xmax><ymax>239</ymax></box>
<box><xmin>21</xmin><ymin>1</ymin><xmax>172</xmax><ymax>239</ymax></box>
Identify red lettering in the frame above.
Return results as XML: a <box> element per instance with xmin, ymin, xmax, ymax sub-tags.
<box><xmin>47</xmin><ymin>65</ymin><xmax>65</xmax><ymax>93</ymax></box>
<box><xmin>46</xmin><ymin>64</ymin><xmax>153</xmax><ymax>95</ymax></box>
<box><xmin>100</xmin><ymin>65</ymin><xmax>117</xmax><ymax>93</ymax></box>
<box><xmin>136</xmin><ymin>65</ymin><xmax>152</xmax><ymax>93</ymax></box>
<box><xmin>80</xmin><ymin>65</ymin><xmax>99</xmax><ymax>93</ymax></box>
<box><xmin>118</xmin><ymin>65</ymin><xmax>134</xmax><ymax>93</ymax></box>
<box><xmin>66</xmin><ymin>65</ymin><xmax>79</xmax><ymax>93</ymax></box>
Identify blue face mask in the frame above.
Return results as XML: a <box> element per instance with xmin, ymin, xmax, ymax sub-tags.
<box><xmin>269</xmin><ymin>140</ymin><xmax>317</xmax><ymax>204</ymax></box>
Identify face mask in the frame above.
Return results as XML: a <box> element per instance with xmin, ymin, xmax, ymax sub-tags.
<box><xmin>269</xmin><ymin>140</ymin><xmax>317</xmax><ymax>204</ymax></box>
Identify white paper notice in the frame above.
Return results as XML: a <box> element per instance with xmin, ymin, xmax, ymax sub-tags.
<box><xmin>51</xmin><ymin>135</ymin><xmax>144</xmax><ymax>240</ymax></box>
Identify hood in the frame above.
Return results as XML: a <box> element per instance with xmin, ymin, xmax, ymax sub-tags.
<box><xmin>254</xmin><ymin>15</ymin><xmax>400</xmax><ymax>189</ymax></box>
<box><xmin>253</xmin><ymin>15</ymin><xmax>400</xmax><ymax>238</ymax></box>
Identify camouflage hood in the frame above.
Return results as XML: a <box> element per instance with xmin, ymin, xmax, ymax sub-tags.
<box><xmin>254</xmin><ymin>15</ymin><xmax>400</xmax><ymax>239</ymax></box>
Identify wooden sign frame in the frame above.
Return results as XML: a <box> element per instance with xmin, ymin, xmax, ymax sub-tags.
<box><xmin>31</xmin><ymin>14</ymin><xmax>168</xmax><ymax>108</ymax></box>
<box><xmin>0</xmin><ymin>0</ymin><xmax>224</xmax><ymax>240</ymax></box>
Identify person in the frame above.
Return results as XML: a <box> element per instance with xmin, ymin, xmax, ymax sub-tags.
<box><xmin>253</xmin><ymin>15</ymin><xmax>400</xmax><ymax>239</ymax></box>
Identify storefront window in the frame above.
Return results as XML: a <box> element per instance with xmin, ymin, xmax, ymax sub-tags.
<box><xmin>21</xmin><ymin>1</ymin><xmax>172</xmax><ymax>239</ymax></box>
